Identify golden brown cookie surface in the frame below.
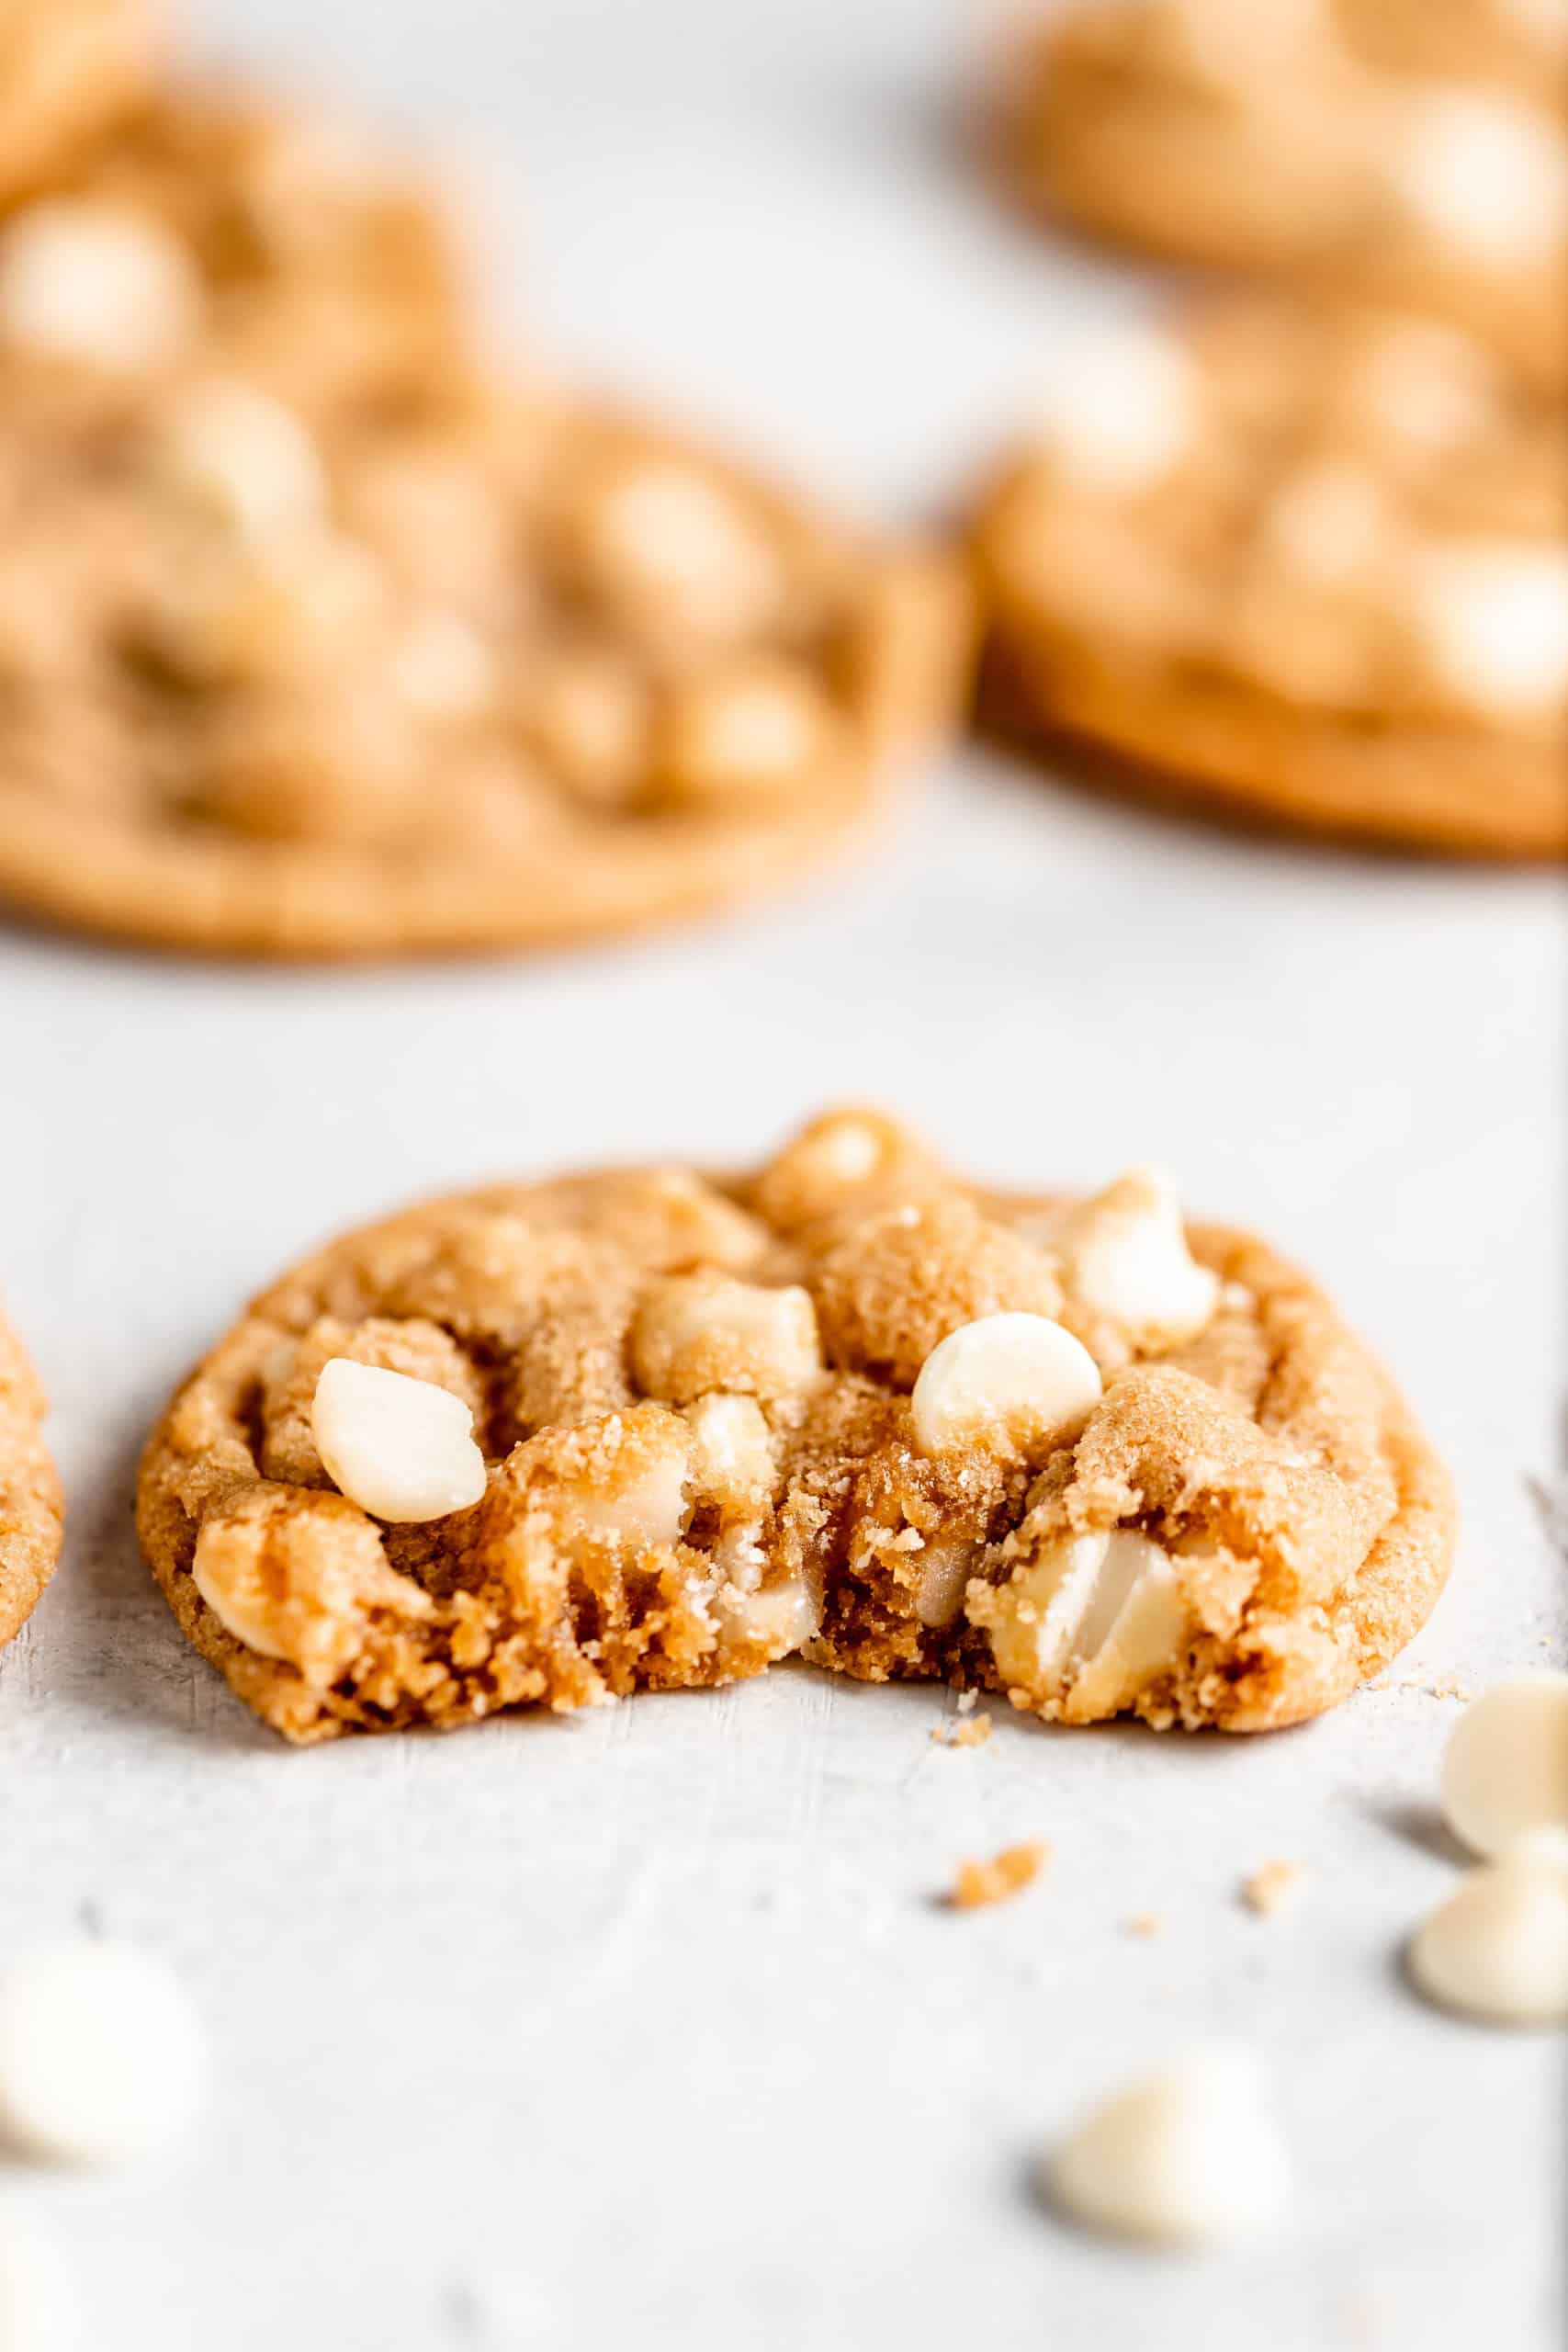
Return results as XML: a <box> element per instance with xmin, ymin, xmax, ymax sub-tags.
<box><xmin>998</xmin><ymin>0</ymin><xmax>1568</xmax><ymax>390</ymax></box>
<box><xmin>0</xmin><ymin>1308</ymin><xmax>63</xmax><ymax>1649</ymax></box>
<box><xmin>972</xmin><ymin>297</ymin><xmax>1568</xmax><ymax>858</ymax></box>
<box><xmin>137</xmin><ymin>1110</ymin><xmax>1454</xmax><ymax>1744</ymax></box>
<box><xmin>0</xmin><ymin>0</ymin><xmax>161</xmax><ymax>206</ymax></box>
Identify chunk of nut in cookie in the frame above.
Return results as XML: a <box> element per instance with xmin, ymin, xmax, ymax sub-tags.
<box><xmin>632</xmin><ymin>1274</ymin><xmax>822</xmax><ymax>1405</ymax></box>
<box><xmin>1408</xmin><ymin>542</ymin><xmax>1568</xmax><ymax>718</ymax></box>
<box><xmin>914</xmin><ymin>1535</ymin><xmax>982</xmax><ymax>1630</ymax></box>
<box><xmin>576</xmin><ymin>461</ymin><xmax>783</xmax><ymax>642</ymax></box>
<box><xmin>1385</xmin><ymin>90</ymin><xmax>1568</xmax><ymax>264</ymax></box>
<box><xmin>909</xmin><ymin>1312</ymin><xmax>1101</xmax><ymax>1459</ymax></box>
<box><xmin>653</xmin><ymin>658</ymin><xmax>837</xmax><ymax>805</ymax></box>
<box><xmin>1031</xmin><ymin>317</ymin><xmax>1201</xmax><ymax>498</ymax></box>
<box><xmin>986</xmin><ymin>1527</ymin><xmax>1188</xmax><ymax>1715</ymax></box>
<box><xmin>1409</xmin><ymin>1843</ymin><xmax>1568</xmax><ymax>2025</ymax></box>
<box><xmin>714</xmin><ymin>1572</ymin><xmax>819</xmax><ymax>1657</ymax></box>
<box><xmin>1046</xmin><ymin>2044</ymin><xmax>1292</xmax><ymax>2247</ymax></box>
<box><xmin>1440</xmin><ymin>1672</ymin><xmax>1568</xmax><ymax>1860</ymax></box>
<box><xmin>142</xmin><ymin>378</ymin><xmax>327</xmax><ymax>546</ymax></box>
<box><xmin>1040</xmin><ymin>1168</ymin><xmax>1218</xmax><ymax>1352</ymax></box>
<box><xmin>0</xmin><ymin>200</ymin><xmax>202</xmax><ymax>371</ymax></box>
<box><xmin>311</xmin><ymin>1358</ymin><xmax>487</xmax><ymax>1522</ymax></box>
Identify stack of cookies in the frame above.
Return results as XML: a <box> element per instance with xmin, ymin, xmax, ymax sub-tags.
<box><xmin>0</xmin><ymin>0</ymin><xmax>973</xmax><ymax>960</ymax></box>
<box><xmin>976</xmin><ymin>0</ymin><xmax>1568</xmax><ymax>858</ymax></box>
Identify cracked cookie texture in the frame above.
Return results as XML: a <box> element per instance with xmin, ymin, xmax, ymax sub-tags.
<box><xmin>137</xmin><ymin>1110</ymin><xmax>1455</xmax><ymax>1744</ymax></box>
<box><xmin>973</xmin><ymin>294</ymin><xmax>1568</xmax><ymax>858</ymax></box>
<box><xmin>0</xmin><ymin>1309</ymin><xmax>63</xmax><ymax>1648</ymax></box>
<box><xmin>995</xmin><ymin>0</ymin><xmax>1568</xmax><ymax>392</ymax></box>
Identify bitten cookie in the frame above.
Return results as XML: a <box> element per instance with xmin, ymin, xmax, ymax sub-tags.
<box><xmin>972</xmin><ymin>297</ymin><xmax>1568</xmax><ymax>857</ymax></box>
<box><xmin>0</xmin><ymin>1310</ymin><xmax>63</xmax><ymax>1649</ymax></box>
<box><xmin>0</xmin><ymin>0</ymin><xmax>161</xmax><ymax>207</ymax></box>
<box><xmin>996</xmin><ymin>0</ymin><xmax>1568</xmax><ymax>392</ymax></box>
<box><xmin>137</xmin><ymin>1109</ymin><xmax>1454</xmax><ymax>1745</ymax></box>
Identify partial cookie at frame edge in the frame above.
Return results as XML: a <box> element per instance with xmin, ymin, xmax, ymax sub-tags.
<box><xmin>135</xmin><ymin>1112</ymin><xmax>1456</xmax><ymax>1744</ymax></box>
<box><xmin>0</xmin><ymin>1310</ymin><xmax>64</xmax><ymax>1648</ymax></box>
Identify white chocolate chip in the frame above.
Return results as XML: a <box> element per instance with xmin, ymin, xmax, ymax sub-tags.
<box><xmin>632</xmin><ymin>1275</ymin><xmax>822</xmax><ymax>1405</ymax></box>
<box><xmin>910</xmin><ymin>1312</ymin><xmax>1101</xmax><ymax>1458</ymax></box>
<box><xmin>573</xmin><ymin>1430</ymin><xmax>693</xmax><ymax>1549</ymax></box>
<box><xmin>656</xmin><ymin>660</ymin><xmax>834</xmax><ymax>802</ymax></box>
<box><xmin>0</xmin><ymin>2211</ymin><xmax>75</xmax><ymax>2349</ymax></box>
<box><xmin>1031</xmin><ymin>318</ymin><xmax>1201</xmax><ymax>498</ymax></box>
<box><xmin>1045</xmin><ymin>1168</ymin><xmax>1218</xmax><ymax>1351</ymax></box>
<box><xmin>915</xmin><ymin>1536</ymin><xmax>982</xmax><ymax>1630</ymax></box>
<box><xmin>1046</xmin><ymin>2044</ymin><xmax>1291</xmax><ymax>2247</ymax></box>
<box><xmin>0</xmin><ymin>1941</ymin><xmax>208</xmax><ymax>2167</ymax></box>
<box><xmin>1410</xmin><ymin>542</ymin><xmax>1568</xmax><ymax>716</ymax></box>
<box><xmin>1385</xmin><ymin>90</ymin><xmax>1568</xmax><ymax>264</ymax></box>
<box><xmin>1343</xmin><ymin>321</ymin><xmax>1500</xmax><ymax>453</ymax></box>
<box><xmin>581</xmin><ymin>463</ymin><xmax>783</xmax><ymax>640</ymax></box>
<box><xmin>1440</xmin><ymin>1672</ymin><xmax>1568</xmax><ymax>1858</ymax></box>
<box><xmin>682</xmin><ymin>1392</ymin><xmax>774</xmax><ymax>1500</ymax></box>
<box><xmin>988</xmin><ymin>1528</ymin><xmax>1187</xmax><ymax>1711</ymax></box>
<box><xmin>0</xmin><ymin>201</ymin><xmax>201</xmax><ymax>370</ymax></box>
<box><xmin>143</xmin><ymin>378</ymin><xmax>326</xmax><ymax>545</ymax></box>
<box><xmin>715</xmin><ymin>1573</ymin><xmax>819</xmax><ymax>1656</ymax></box>
<box><xmin>1409</xmin><ymin>1848</ymin><xmax>1568</xmax><ymax>2024</ymax></box>
<box><xmin>1261</xmin><ymin>462</ymin><xmax>1386</xmax><ymax>585</ymax></box>
<box><xmin>392</xmin><ymin>610</ymin><xmax>494</xmax><ymax>718</ymax></box>
<box><xmin>310</xmin><ymin>1358</ymin><xmax>487</xmax><ymax>1523</ymax></box>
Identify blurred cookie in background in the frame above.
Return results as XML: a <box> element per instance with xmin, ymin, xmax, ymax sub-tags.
<box><xmin>971</xmin><ymin>297</ymin><xmax>1568</xmax><ymax>857</ymax></box>
<box><xmin>0</xmin><ymin>364</ymin><xmax>970</xmax><ymax>956</ymax></box>
<box><xmin>0</xmin><ymin>0</ymin><xmax>162</xmax><ymax>205</ymax></box>
<box><xmin>0</xmin><ymin>1307</ymin><xmax>62</xmax><ymax>1651</ymax></box>
<box><xmin>993</xmin><ymin>0</ymin><xmax>1568</xmax><ymax>392</ymax></box>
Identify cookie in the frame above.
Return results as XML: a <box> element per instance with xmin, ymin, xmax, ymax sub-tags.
<box><xmin>997</xmin><ymin>0</ymin><xmax>1568</xmax><ymax>391</ymax></box>
<box><xmin>137</xmin><ymin>1108</ymin><xmax>1454</xmax><ymax>1745</ymax></box>
<box><xmin>0</xmin><ymin>349</ymin><xmax>967</xmax><ymax>956</ymax></box>
<box><xmin>972</xmin><ymin>298</ymin><xmax>1568</xmax><ymax>858</ymax></box>
<box><xmin>0</xmin><ymin>1309</ymin><xmax>63</xmax><ymax>1649</ymax></box>
<box><xmin>0</xmin><ymin>0</ymin><xmax>160</xmax><ymax>207</ymax></box>
<box><xmin>0</xmin><ymin>85</ymin><xmax>465</xmax><ymax>420</ymax></box>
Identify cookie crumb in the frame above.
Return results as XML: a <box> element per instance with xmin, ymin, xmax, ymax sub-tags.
<box><xmin>950</xmin><ymin>1839</ymin><xmax>1049</xmax><ymax>1909</ymax></box>
<box><xmin>931</xmin><ymin>1711</ymin><xmax>993</xmax><ymax>1748</ymax></box>
<box><xmin>1241</xmin><ymin>1860</ymin><xmax>1305</xmax><ymax>1917</ymax></box>
<box><xmin>1124</xmin><ymin>1912</ymin><xmax>1164</xmax><ymax>1939</ymax></box>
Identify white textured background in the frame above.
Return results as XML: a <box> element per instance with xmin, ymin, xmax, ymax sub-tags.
<box><xmin>1</xmin><ymin>4</ymin><xmax>1564</xmax><ymax>2346</ymax></box>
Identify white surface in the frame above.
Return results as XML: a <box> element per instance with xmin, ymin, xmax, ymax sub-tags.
<box><xmin>2</xmin><ymin>2</ymin><xmax>1565</xmax><ymax>2346</ymax></box>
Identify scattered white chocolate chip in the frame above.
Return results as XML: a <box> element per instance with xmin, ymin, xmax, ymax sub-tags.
<box><xmin>1385</xmin><ymin>90</ymin><xmax>1568</xmax><ymax>264</ymax></box>
<box><xmin>0</xmin><ymin>201</ymin><xmax>202</xmax><ymax>371</ymax></box>
<box><xmin>1409</xmin><ymin>1846</ymin><xmax>1568</xmax><ymax>2024</ymax></box>
<box><xmin>1410</xmin><ymin>542</ymin><xmax>1568</xmax><ymax>716</ymax></box>
<box><xmin>1048</xmin><ymin>1168</ymin><xmax>1218</xmax><ymax>1351</ymax></box>
<box><xmin>581</xmin><ymin>463</ymin><xmax>782</xmax><ymax>639</ymax></box>
<box><xmin>910</xmin><ymin>1313</ymin><xmax>1101</xmax><ymax>1458</ymax></box>
<box><xmin>1046</xmin><ymin>2045</ymin><xmax>1291</xmax><ymax>2247</ymax></box>
<box><xmin>1262</xmin><ymin>462</ymin><xmax>1386</xmax><ymax>585</ymax></box>
<box><xmin>988</xmin><ymin>1528</ymin><xmax>1188</xmax><ymax>1713</ymax></box>
<box><xmin>1031</xmin><ymin>317</ymin><xmax>1201</xmax><ymax>498</ymax></box>
<box><xmin>0</xmin><ymin>1941</ymin><xmax>208</xmax><ymax>2166</ymax></box>
<box><xmin>573</xmin><ymin>1428</ymin><xmax>693</xmax><ymax>1549</ymax></box>
<box><xmin>632</xmin><ymin>1275</ymin><xmax>822</xmax><ymax>1405</ymax></box>
<box><xmin>393</xmin><ymin>610</ymin><xmax>494</xmax><ymax>718</ymax></box>
<box><xmin>143</xmin><ymin>378</ymin><xmax>327</xmax><ymax>544</ymax></box>
<box><xmin>310</xmin><ymin>1358</ymin><xmax>487</xmax><ymax>1523</ymax></box>
<box><xmin>1440</xmin><ymin>1672</ymin><xmax>1568</xmax><ymax>1859</ymax></box>
<box><xmin>0</xmin><ymin>2211</ymin><xmax>75</xmax><ymax>2350</ymax></box>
